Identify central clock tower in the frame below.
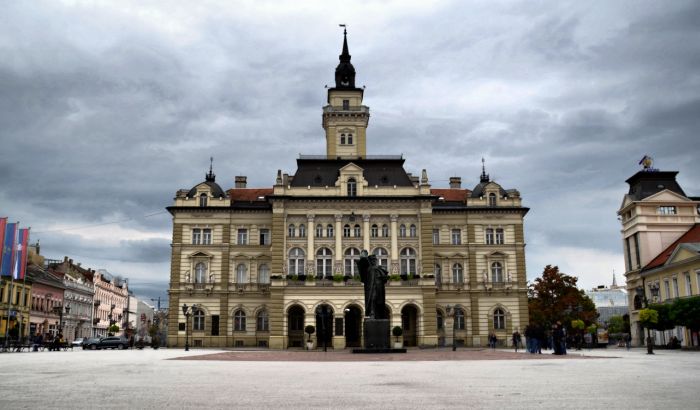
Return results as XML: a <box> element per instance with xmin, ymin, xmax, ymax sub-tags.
<box><xmin>322</xmin><ymin>28</ymin><xmax>370</xmax><ymax>159</ymax></box>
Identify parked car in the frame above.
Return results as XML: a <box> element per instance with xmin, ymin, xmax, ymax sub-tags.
<box><xmin>96</xmin><ymin>336</ymin><xmax>129</xmax><ymax>350</ymax></box>
<box><xmin>83</xmin><ymin>337</ymin><xmax>102</xmax><ymax>350</ymax></box>
<box><xmin>71</xmin><ymin>338</ymin><xmax>85</xmax><ymax>348</ymax></box>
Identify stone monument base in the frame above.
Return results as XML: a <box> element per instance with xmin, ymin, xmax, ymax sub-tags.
<box><xmin>352</xmin><ymin>318</ymin><xmax>405</xmax><ymax>353</ymax></box>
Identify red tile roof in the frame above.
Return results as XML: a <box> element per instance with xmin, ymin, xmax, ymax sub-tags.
<box><xmin>431</xmin><ymin>188</ymin><xmax>471</xmax><ymax>202</ymax></box>
<box><xmin>643</xmin><ymin>223</ymin><xmax>700</xmax><ymax>271</ymax></box>
<box><xmin>228</xmin><ymin>188</ymin><xmax>273</xmax><ymax>202</ymax></box>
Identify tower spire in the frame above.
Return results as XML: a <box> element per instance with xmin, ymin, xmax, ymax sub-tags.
<box><xmin>206</xmin><ymin>156</ymin><xmax>215</xmax><ymax>182</ymax></box>
<box><xmin>480</xmin><ymin>157</ymin><xmax>490</xmax><ymax>183</ymax></box>
<box><xmin>340</xmin><ymin>24</ymin><xmax>350</xmax><ymax>63</ymax></box>
<box><xmin>612</xmin><ymin>269</ymin><xmax>618</xmax><ymax>288</ymax></box>
<box><xmin>334</xmin><ymin>24</ymin><xmax>356</xmax><ymax>89</ymax></box>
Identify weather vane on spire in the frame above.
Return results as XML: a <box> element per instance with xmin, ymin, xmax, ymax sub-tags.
<box><xmin>206</xmin><ymin>156</ymin><xmax>216</xmax><ymax>181</ymax></box>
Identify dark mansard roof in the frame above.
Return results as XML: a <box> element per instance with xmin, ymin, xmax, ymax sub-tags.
<box><xmin>289</xmin><ymin>158</ymin><xmax>414</xmax><ymax>188</ymax></box>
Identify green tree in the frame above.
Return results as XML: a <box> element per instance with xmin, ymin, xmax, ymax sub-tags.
<box><xmin>528</xmin><ymin>265</ymin><xmax>598</xmax><ymax>331</ymax></box>
<box><xmin>607</xmin><ymin>315</ymin><xmax>625</xmax><ymax>334</ymax></box>
<box><xmin>670</xmin><ymin>296</ymin><xmax>700</xmax><ymax>346</ymax></box>
<box><xmin>648</xmin><ymin>303</ymin><xmax>675</xmax><ymax>344</ymax></box>
<box><xmin>638</xmin><ymin>308</ymin><xmax>658</xmax><ymax>328</ymax></box>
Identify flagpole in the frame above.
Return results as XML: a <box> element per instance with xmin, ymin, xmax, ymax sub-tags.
<box><xmin>3</xmin><ymin>222</ymin><xmax>18</xmax><ymax>348</ymax></box>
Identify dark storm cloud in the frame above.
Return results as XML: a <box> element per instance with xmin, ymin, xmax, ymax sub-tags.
<box><xmin>1</xmin><ymin>1</ymin><xmax>699</xmax><ymax>292</ymax></box>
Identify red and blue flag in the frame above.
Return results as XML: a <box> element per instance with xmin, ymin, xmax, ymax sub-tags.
<box><xmin>12</xmin><ymin>228</ymin><xmax>29</xmax><ymax>280</ymax></box>
<box><xmin>0</xmin><ymin>222</ymin><xmax>17</xmax><ymax>277</ymax></box>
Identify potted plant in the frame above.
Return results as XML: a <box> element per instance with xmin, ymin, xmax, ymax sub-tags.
<box><xmin>305</xmin><ymin>325</ymin><xmax>315</xmax><ymax>350</ymax></box>
<box><xmin>392</xmin><ymin>326</ymin><xmax>403</xmax><ymax>349</ymax></box>
<box><xmin>332</xmin><ymin>274</ymin><xmax>344</xmax><ymax>283</ymax></box>
<box><xmin>108</xmin><ymin>324</ymin><xmax>120</xmax><ymax>337</ymax></box>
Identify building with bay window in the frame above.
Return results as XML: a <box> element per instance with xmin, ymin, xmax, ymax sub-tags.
<box><xmin>167</xmin><ymin>31</ymin><xmax>529</xmax><ymax>349</ymax></box>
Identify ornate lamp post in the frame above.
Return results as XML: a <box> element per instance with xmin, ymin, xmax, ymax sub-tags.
<box><xmin>445</xmin><ymin>305</ymin><xmax>457</xmax><ymax>351</ymax></box>
<box><xmin>646</xmin><ymin>283</ymin><xmax>660</xmax><ymax>355</ymax></box>
<box><xmin>182</xmin><ymin>304</ymin><xmax>192</xmax><ymax>351</ymax></box>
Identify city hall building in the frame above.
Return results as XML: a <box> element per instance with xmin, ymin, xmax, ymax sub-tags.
<box><xmin>166</xmin><ymin>32</ymin><xmax>529</xmax><ymax>349</ymax></box>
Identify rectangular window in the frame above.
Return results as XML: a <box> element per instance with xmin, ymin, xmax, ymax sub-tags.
<box><xmin>259</xmin><ymin>229</ymin><xmax>270</xmax><ymax>245</ymax></box>
<box><xmin>686</xmin><ymin>273</ymin><xmax>693</xmax><ymax>296</ymax></box>
<box><xmin>211</xmin><ymin>315</ymin><xmax>220</xmax><ymax>336</ymax></box>
<box><xmin>342</xmin><ymin>99</ymin><xmax>349</xmax><ymax>110</ymax></box>
<box><xmin>179</xmin><ymin>322</ymin><xmax>186</xmax><ymax>331</ymax></box>
<box><xmin>192</xmin><ymin>229</ymin><xmax>201</xmax><ymax>245</ymax></box>
<box><xmin>664</xmin><ymin>280</ymin><xmax>670</xmax><ymax>300</ymax></box>
<box><xmin>658</xmin><ymin>206</ymin><xmax>677</xmax><ymax>215</ymax></box>
<box><xmin>485</xmin><ymin>228</ymin><xmax>494</xmax><ymax>245</ymax></box>
<box><xmin>451</xmin><ymin>229</ymin><xmax>461</xmax><ymax>245</ymax></box>
<box><xmin>672</xmin><ymin>278</ymin><xmax>679</xmax><ymax>298</ymax></box>
<box><xmin>432</xmin><ymin>229</ymin><xmax>439</xmax><ymax>245</ymax></box>
<box><xmin>633</xmin><ymin>233</ymin><xmax>641</xmax><ymax>269</ymax></box>
<box><xmin>495</xmin><ymin>228</ymin><xmax>504</xmax><ymax>245</ymax></box>
<box><xmin>237</xmin><ymin>229</ymin><xmax>248</xmax><ymax>245</ymax></box>
<box><xmin>202</xmin><ymin>228</ymin><xmax>212</xmax><ymax>245</ymax></box>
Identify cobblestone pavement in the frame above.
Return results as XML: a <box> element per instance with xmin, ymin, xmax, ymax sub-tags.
<box><xmin>1</xmin><ymin>347</ymin><xmax>698</xmax><ymax>409</ymax></box>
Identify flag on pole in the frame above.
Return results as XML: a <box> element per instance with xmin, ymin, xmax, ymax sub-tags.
<box><xmin>0</xmin><ymin>218</ymin><xmax>6</xmax><ymax>268</ymax></box>
<box><xmin>0</xmin><ymin>222</ymin><xmax>17</xmax><ymax>277</ymax></box>
<box><xmin>12</xmin><ymin>228</ymin><xmax>29</xmax><ymax>280</ymax></box>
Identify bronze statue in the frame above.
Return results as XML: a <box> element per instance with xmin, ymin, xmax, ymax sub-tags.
<box><xmin>356</xmin><ymin>250</ymin><xmax>388</xmax><ymax>319</ymax></box>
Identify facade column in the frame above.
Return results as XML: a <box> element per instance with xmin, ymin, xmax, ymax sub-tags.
<box><xmin>307</xmin><ymin>214</ymin><xmax>315</xmax><ymax>276</ymax></box>
<box><xmin>390</xmin><ymin>214</ymin><xmax>399</xmax><ymax>262</ymax></box>
<box><xmin>362</xmin><ymin>214</ymin><xmax>370</xmax><ymax>251</ymax></box>
<box><xmin>334</xmin><ymin>214</ymin><xmax>343</xmax><ymax>262</ymax></box>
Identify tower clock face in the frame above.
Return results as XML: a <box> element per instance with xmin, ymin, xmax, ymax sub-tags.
<box><xmin>341</xmin><ymin>76</ymin><xmax>349</xmax><ymax>86</ymax></box>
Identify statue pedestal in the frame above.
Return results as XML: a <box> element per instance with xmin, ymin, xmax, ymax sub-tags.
<box><xmin>352</xmin><ymin>319</ymin><xmax>406</xmax><ymax>353</ymax></box>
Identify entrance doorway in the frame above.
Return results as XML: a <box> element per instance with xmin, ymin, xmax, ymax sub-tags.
<box><xmin>287</xmin><ymin>305</ymin><xmax>305</xmax><ymax>348</ymax></box>
<box><xmin>315</xmin><ymin>304</ymin><xmax>334</xmax><ymax>349</ymax></box>
<box><xmin>344</xmin><ymin>305</ymin><xmax>362</xmax><ymax>347</ymax></box>
<box><xmin>401</xmin><ymin>305</ymin><xmax>418</xmax><ymax>347</ymax></box>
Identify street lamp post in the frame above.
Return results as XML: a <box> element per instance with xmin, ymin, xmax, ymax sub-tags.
<box><xmin>446</xmin><ymin>305</ymin><xmax>456</xmax><ymax>351</ymax></box>
<box><xmin>646</xmin><ymin>283</ymin><xmax>660</xmax><ymax>355</ymax></box>
<box><xmin>182</xmin><ymin>304</ymin><xmax>192</xmax><ymax>351</ymax></box>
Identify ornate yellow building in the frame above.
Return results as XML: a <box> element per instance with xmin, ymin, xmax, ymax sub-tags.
<box><xmin>167</xmin><ymin>31</ymin><xmax>529</xmax><ymax>349</ymax></box>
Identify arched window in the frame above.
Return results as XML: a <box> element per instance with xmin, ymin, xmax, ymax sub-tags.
<box><xmin>288</xmin><ymin>224</ymin><xmax>296</xmax><ymax>238</ymax></box>
<box><xmin>193</xmin><ymin>308</ymin><xmax>205</xmax><ymax>331</ymax></box>
<box><xmin>372</xmin><ymin>247</ymin><xmax>389</xmax><ymax>270</ymax></box>
<box><xmin>236</xmin><ymin>263</ymin><xmax>247</xmax><ymax>284</ymax></box>
<box><xmin>326</xmin><ymin>224</ymin><xmax>334</xmax><ymax>238</ymax></box>
<box><xmin>400</xmin><ymin>248</ymin><xmax>417</xmax><ymax>276</ymax></box>
<box><xmin>194</xmin><ymin>262</ymin><xmax>207</xmax><ymax>283</ymax></box>
<box><xmin>299</xmin><ymin>224</ymin><xmax>306</xmax><ymax>238</ymax></box>
<box><xmin>381</xmin><ymin>224</ymin><xmax>389</xmax><ymax>237</ymax></box>
<box><xmin>199</xmin><ymin>193</ymin><xmax>208</xmax><ymax>207</ymax></box>
<box><xmin>316</xmin><ymin>247</ymin><xmax>333</xmax><ymax>279</ymax></box>
<box><xmin>344</xmin><ymin>248</ymin><xmax>361</xmax><ymax>276</ymax></box>
<box><xmin>452</xmin><ymin>263</ymin><xmax>463</xmax><ymax>284</ymax></box>
<box><xmin>495</xmin><ymin>228</ymin><xmax>504</xmax><ymax>245</ymax></box>
<box><xmin>347</xmin><ymin>178</ymin><xmax>357</xmax><ymax>197</ymax></box>
<box><xmin>409</xmin><ymin>224</ymin><xmax>417</xmax><ymax>238</ymax></box>
<box><xmin>455</xmin><ymin>307</ymin><xmax>465</xmax><ymax>330</ymax></box>
<box><xmin>340</xmin><ymin>133</ymin><xmax>346</xmax><ymax>145</ymax></box>
<box><xmin>347</xmin><ymin>134</ymin><xmax>353</xmax><ymax>144</ymax></box>
<box><xmin>485</xmin><ymin>228</ymin><xmax>494</xmax><ymax>245</ymax></box>
<box><xmin>258</xmin><ymin>264</ymin><xmax>270</xmax><ymax>284</ymax></box>
<box><xmin>399</xmin><ymin>224</ymin><xmax>406</xmax><ymax>238</ymax></box>
<box><xmin>234</xmin><ymin>310</ymin><xmax>246</xmax><ymax>331</ymax></box>
<box><xmin>343</xmin><ymin>224</ymin><xmax>351</xmax><ymax>238</ymax></box>
<box><xmin>256</xmin><ymin>310</ymin><xmax>269</xmax><ymax>331</ymax></box>
<box><xmin>491</xmin><ymin>262</ymin><xmax>503</xmax><ymax>283</ymax></box>
<box><xmin>371</xmin><ymin>224</ymin><xmax>378</xmax><ymax>238</ymax></box>
<box><xmin>288</xmin><ymin>248</ymin><xmax>305</xmax><ymax>276</ymax></box>
<box><xmin>353</xmin><ymin>224</ymin><xmax>361</xmax><ymax>237</ymax></box>
<box><xmin>316</xmin><ymin>224</ymin><xmax>323</xmax><ymax>238</ymax></box>
<box><xmin>488</xmin><ymin>193</ymin><xmax>497</xmax><ymax>207</ymax></box>
<box><xmin>493</xmin><ymin>308</ymin><xmax>505</xmax><ymax>330</ymax></box>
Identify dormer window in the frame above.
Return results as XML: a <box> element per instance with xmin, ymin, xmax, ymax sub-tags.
<box><xmin>199</xmin><ymin>193</ymin><xmax>208</xmax><ymax>207</ymax></box>
<box><xmin>488</xmin><ymin>193</ymin><xmax>497</xmax><ymax>207</ymax></box>
<box><xmin>342</xmin><ymin>99</ymin><xmax>349</xmax><ymax>110</ymax></box>
<box><xmin>347</xmin><ymin>178</ymin><xmax>357</xmax><ymax>197</ymax></box>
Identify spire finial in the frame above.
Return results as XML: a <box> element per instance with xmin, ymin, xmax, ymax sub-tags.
<box><xmin>480</xmin><ymin>157</ymin><xmax>490</xmax><ymax>183</ymax></box>
<box><xmin>339</xmin><ymin>24</ymin><xmax>350</xmax><ymax>63</ymax></box>
<box><xmin>206</xmin><ymin>157</ymin><xmax>215</xmax><ymax>182</ymax></box>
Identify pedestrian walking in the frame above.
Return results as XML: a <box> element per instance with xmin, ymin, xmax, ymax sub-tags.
<box><xmin>488</xmin><ymin>332</ymin><xmax>497</xmax><ymax>350</ymax></box>
<box><xmin>512</xmin><ymin>330</ymin><xmax>522</xmax><ymax>352</ymax></box>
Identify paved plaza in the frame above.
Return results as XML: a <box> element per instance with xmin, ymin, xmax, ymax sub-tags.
<box><xmin>1</xmin><ymin>347</ymin><xmax>699</xmax><ymax>409</ymax></box>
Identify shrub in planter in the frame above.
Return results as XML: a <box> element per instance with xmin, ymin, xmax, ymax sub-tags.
<box><xmin>392</xmin><ymin>326</ymin><xmax>403</xmax><ymax>342</ymax></box>
<box><xmin>389</xmin><ymin>274</ymin><xmax>401</xmax><ymax>282</ymax></box>
<box><xmin>332</xmin><ymin>274</ymin><xmax>344</xmax><ymax>283</ymax></box>
<box><xmin>305</xmin><ymin>325</ymin><xmax>315</xmax><ymax>342</ymax></box>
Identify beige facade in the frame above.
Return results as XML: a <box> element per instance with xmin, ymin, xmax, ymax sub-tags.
<box><xmin>167</xmin><ymin>33</ymin><xmax>529</xmax><ymax>349</ymax></box>
<box><xmin>619</xmin><ymin>164</ymin><xmax>700</xmax><ymax>346</ymax></box>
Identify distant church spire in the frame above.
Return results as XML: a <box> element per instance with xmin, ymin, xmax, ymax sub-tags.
<box><xmin>612</xmin><ymin>270</ymin><xmax>618</xmax><ymax>288</ymax></box>
<box><xmin>206</xmin><ymin>157</ymin><xmax>216</xmax><ymax>182</ymax></box>
<box><xmin>480</xmin><ymin>157</ymin><xmax>490</xmax><ymax>183</ymax></box>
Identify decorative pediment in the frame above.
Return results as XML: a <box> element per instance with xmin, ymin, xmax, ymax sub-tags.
<box><xmin>667</xmin><ymin>243</ymin><xmax>700</xmax><ymax>265</ymax></box>
<box><xmin>642</xmin><ymin>189</ymin><xmax>691</xmax><ymax>203</ymax></box>
<box><xmin>189</xmin><ymin>251</ymin><xmax>213</xmax><ymax>259</ymax></box>
<box><xmin>339</xmin><ymin>162</ymin><xmax>364</xmax><ymax>173</ymax></box>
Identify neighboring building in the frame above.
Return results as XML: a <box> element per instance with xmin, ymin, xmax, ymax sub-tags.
<box><xmin>93</xmin><ymin>270</ymin><xmax>128</xmax><ymax>337</ymax></box>
<box><xmin>0</xmin><ymin>276</ymin><xmax>32</xmax><ymax>342</ymax></box>
<box><xmin>167</xmin><ymin>31</ymin><xmax>530</xmax><ymax>349</ymax></box>
<box><xmin>619</xmin><ymin>158</ymin><xmax>700</xmax><ymax>346</ymax></box>
<box><xmin>586</xmin><ymin>274</ymin><xmax>628</xmax><ymax>325</ymax></box>
<box><xmin>134</xmin><ymin>299</ymin><xmax>154</xmax><ymax>340</ymax></box>
<box><xmin>48</xmin><ymin>257</ymin><xmax>95</xmax><ymax>342</ymax></box>
<box><xmin>27</xmin><ymin>264</ymin><xmax>65</xmax><ymax>339</ymax></box>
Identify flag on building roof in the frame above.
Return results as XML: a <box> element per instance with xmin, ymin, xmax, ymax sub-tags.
<box><xmin>0</xmin><ymin>222</ymin><xmax>17</xmax><ymax>277</ymax></box>
<box><xmin>12</xmin><ymin>228</ymin><xmax>29</xmax><ymax>280</ymax></box>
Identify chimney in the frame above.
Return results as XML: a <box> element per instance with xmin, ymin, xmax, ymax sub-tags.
<box><xmin>235</xmin><ymin>176</ymin><xmax>247</xmax><ymax>188</ymax></box>
<box><xmin>449</xmin><ymin>177</ymin><xmax>461</xmax><ymax>189</ymax></box>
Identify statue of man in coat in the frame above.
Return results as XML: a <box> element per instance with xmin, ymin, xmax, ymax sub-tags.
<box><xmin>356</xmin><ymin>250</ymin><xmax>388</xmax><ymax>319</ymax></box>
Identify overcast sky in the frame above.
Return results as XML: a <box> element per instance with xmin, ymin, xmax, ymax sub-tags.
<box><xmin>2</xmin><ymin>0</ymin><xmax>699</xmax><ymax>304</ymax></box>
